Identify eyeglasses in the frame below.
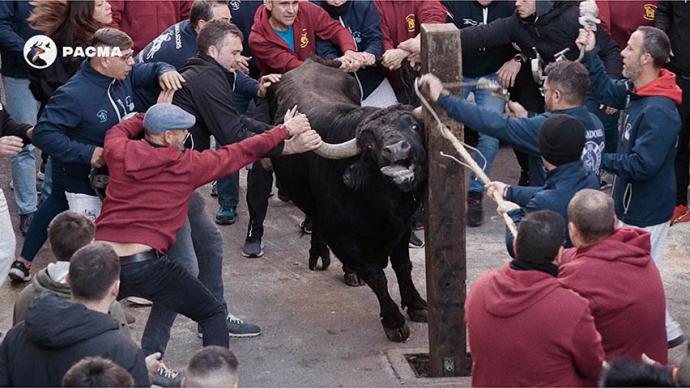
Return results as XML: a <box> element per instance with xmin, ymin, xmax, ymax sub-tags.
<box><xmin>116</xmin><ymin>52</ymin><xmax>134</xmax><ymax>62</ymax></box>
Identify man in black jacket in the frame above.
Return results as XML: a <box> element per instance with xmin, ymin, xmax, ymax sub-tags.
<box><xmin>173</xmin><ymin>20</ymin><xmax>299</xmax><ymax>259</ymax></box>
<box><xmin>0</xmin><ymin>243</ymin><xmax>151</xmax><ymax>387</ymax></box>
<box><xmin>655</xmin><ymin>1</ymin><xmax>690</xmax><ymax>225</ymax></box>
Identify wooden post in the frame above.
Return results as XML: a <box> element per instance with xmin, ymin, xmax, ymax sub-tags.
<box><xmin>420</xmin><ymin>23</ymin><xmax>470</xmax><ymax>377</ymax></box>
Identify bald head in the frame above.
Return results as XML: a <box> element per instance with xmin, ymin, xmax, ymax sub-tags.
<box><xmin>567</xmin><ymin>189</ymin><xmax>616</xmax><ymax>245</ymax></box>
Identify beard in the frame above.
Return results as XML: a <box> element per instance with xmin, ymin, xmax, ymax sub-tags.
<box><xmin>622</xmin><ymin>59</ymin><xmax>642</xmax><ymax>80</ymax></box>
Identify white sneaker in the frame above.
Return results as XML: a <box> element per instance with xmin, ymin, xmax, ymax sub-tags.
<box><xmin>125</xmin><ymin>297</ymin><xmax>153</xmax><ymax>306</ymax></box>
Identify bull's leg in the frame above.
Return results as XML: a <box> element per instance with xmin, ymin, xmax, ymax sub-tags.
<box><xmin>391</xmin><ymin>236</ymin><xmax>428</xmax><ymax>323</ymax></box>
<box><xmin>358</xmin><ymin>268</ymin><xmax>410</xmax><ymax>342</ymax></box>
<box><xmin>308</xmin><ymin>225</ymin><xmax>330</xmax><ymax>271</ymax></box>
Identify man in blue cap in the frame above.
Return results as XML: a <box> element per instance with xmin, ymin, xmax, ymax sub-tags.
<box><xmin>95</xmin><ymin>100</ymin><xmax>320</xmax><ymax>375</ymax></box>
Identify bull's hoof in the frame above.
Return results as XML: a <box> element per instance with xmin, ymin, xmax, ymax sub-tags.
<box><xmin>308</xmin><ymin>253</ymin><xmax>330</xmax><ymax>271</ymax></box>
<box><xmin>407</xmin><ymin>307</ymin><xmax>428</xmax><ymax>323</ymax></box>
<box><xmin>383</xmin><ymin>323</ymin><xmax>410</xmax><ymax>342</ymax></box>
<box><xmin>343</xmin><ymin>272</ymin><xmax>365</xmax><ymax>287</ymax></box>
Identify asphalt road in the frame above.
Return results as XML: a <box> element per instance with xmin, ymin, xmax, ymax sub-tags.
<box><xmin>0</xmin><ymin>144</ymin><xmax>688</xmax><ymax>387</ymax></box>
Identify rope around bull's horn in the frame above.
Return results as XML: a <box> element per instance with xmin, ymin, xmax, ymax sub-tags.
<box><xmin>413</xmin><ymin>77</ymin><xmax>518</xmax><ymax>238</ymax></box>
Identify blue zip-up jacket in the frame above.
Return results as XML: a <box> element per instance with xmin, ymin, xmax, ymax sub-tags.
<box><xmin>0</xmin><ymin>1</ymin><xmax>38</xmax><ymax>79</ymax></box>
<box><xmin>33</xmin><ymin>59</ymin><xmax>174</xmax><ymax>195</ymax></box>
<box><xmin>505</xmin><ymin>160</ymin><xmax>600</xmax><ymax>256</ymax></box>
<box><xmin>135</xmin><ymin>19</ymin><xmax>259</xmax><ymax>109</ymax></box>
<box><xmin>437</xmin><ymin>95</ymin><xmax>605</xmax><ymax>185</ymax></box>
<box><xmin>228</xmin><ymin>0</ymin><xmax>263</xmax><ymax>78</ymax></box>
<box><xmin>584</xmin><ymin>50</ymin><xmax>681</xmax><ymax>227</ymax></box>
<box><xmin>312</xmin><ymin>0</ymin><xmax>386</xmax><ymax>100</ymax></box>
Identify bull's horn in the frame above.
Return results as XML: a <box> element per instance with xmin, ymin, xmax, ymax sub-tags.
<box><xmin>412</xmin><ymin>106</ymin><xmax>422</xmax><ymax>120</ymax></box>
<box><xmin>313</xmin><ymin>138</ymin><xmax>360</xmax><ymax>159</ymax></box>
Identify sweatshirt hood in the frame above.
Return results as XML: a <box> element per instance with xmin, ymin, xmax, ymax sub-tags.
<box><xmin>117</xmin><ymin>114</ymin><xmax>187</xmax><ymax>180</ymax></box>
<box><xmin>125</xmin><ymin>141</ymin><xmax>186</xmax><ymax>180</ymax></box>
<box><xmin>535</xmin><ymin>1</ymin><xmax>555</xmax><ymax>18</ymax></box>
<box><xmin>25</xmin><ymin>292</ymin><xmax>118</xmax><ymax>348</ymax></box>
<box><xmin>33</xmin><ymin>264</ymin><xmax>71</xmax><ymax>298</ymax></box>
<box><xmin>635</xmin><ymin>69</ymin><xmax>683</xmax><ymax>104</ymax></box>
<box><xmin>572</xmin><ymin>227</ymin><xmax>652</xmax><ymax>266</ymax></box>
<box><xmin>483</xmin><ymin>264</ymin><xmax>561</xmax><ymax>317</ymax></box>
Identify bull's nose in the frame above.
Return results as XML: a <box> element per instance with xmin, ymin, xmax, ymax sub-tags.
<box><xmin>382</xmin><ymin>140</ymin><xmax>411</xmax><ymax>163</ymax></box>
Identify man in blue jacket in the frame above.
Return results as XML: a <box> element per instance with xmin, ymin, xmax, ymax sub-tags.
<box><xmin>486</xmin><ymin>115</ymin><xmax>599</xmax><ymax>256</ymax></box>
<box><xmin>577</xmin><ymin>26</ymin><xmax>684</xmax><ymax>348</ymax></box>
<box><xmin>419</xmin><ymin>59</ymin><xmax>605</xmax><ymax>187</ymax></box>
<box><xmin>444</xmin><ymin>0</ymin><xmax>516</xmax><ymax>227</ymax></box>
<box><xmin>0</xmin><ymin>1</ymin><xmax>40</xmax><ymax>235</ymax></box>
<box><xmin>32</xmin><ymin>28</ymin><xmax>183</xmax><ymax>222</ymax></box>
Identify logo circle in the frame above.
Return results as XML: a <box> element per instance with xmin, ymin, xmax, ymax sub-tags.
<box><xmin>23</xmin><ymin>35</ymin><xmax>57</xmax><ymax>69</ymax></box>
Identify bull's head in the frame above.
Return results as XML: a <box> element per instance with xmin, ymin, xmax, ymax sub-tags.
<box><xmin>316</xmin><ymin>105</ymin><xmax>426</xmax><ymax>192</ymax></box>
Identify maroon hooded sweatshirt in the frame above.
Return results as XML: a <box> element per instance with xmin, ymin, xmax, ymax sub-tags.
<box><xmin>598</xmin><ymin>0</ymin><xmax>657</xmax><ymax>50</ymax></box>
<box><xmin>559</xmin><ymin>227</ymin><xmax>668</xmax><ymax>364</ymax></box>
<box><xmin>109</xmin><ymin>1</ymin><xmax>192</xmax><ymax>53</ymax></box>
<box><xmin>249</xmin><ymin>1</ymin><xmax>356</xmax><ymax>75</ymax></box>
<box><xmin>466</xmin><ymin>263</ymin><xmax>604</xmax><ymax>387</ymax></box>
<box><xmin>95</xmin><ymin>114</ymin><xmax>288</xmax><ymax>253</ymax></box>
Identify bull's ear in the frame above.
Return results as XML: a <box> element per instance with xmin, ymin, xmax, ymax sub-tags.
<box><xmin>343</xmin><ymin>162</ymin><xmax>369</xmax><ymax>191</ymax></box>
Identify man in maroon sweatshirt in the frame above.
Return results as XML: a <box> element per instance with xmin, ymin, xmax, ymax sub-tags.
<box><xmin>249</xmin><ymin>0</ymin><xmax>359</xmax><ymax>75</ymax></box>
<box><xmin>560</xmin><ymin>189</ymin><xmax>668</xmax><ymax>363</ymax></box>
<box><xmin>95</xmin><ymin>102</ymin><xmax>319</xmax><ymax>350</ymax></box>
<box><xmin>466</xmin><ymin>210</ymin><xmax>604</xmax><ymax>387</ymax></box>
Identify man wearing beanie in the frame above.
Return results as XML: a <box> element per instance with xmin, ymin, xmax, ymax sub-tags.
<box><xmin>95</xmin><ymin>102</ymin><xmax>319</xmax><ymax>356</ymax></box>
<box><xmin>419</xmin><ymin>59</ymin><xmax>604</xmax><ymax>226</ymax></box>
<box><xmin>466</xmin><ymin>210</ymin><xmax>604</xmax><ymax>387</ymax></box>
<box><xmin>486</xmin><ymin>114</ymin><xmax>600</xmax><ymax>257</ymax></box>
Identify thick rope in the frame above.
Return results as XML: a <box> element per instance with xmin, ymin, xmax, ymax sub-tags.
<box><xmin>414</xmin><ymin>78</ymin><xmax>518</xmax><ymax>238</ymax></box>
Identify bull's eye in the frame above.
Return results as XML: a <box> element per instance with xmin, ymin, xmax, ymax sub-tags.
<box><xmin>366</xmin><ymin>144</ymin><xmax>374</xmax><ymax>151</ymax></box>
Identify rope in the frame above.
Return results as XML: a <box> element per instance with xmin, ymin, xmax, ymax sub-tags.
<box><xmin>414</xmin><ymin>77</ymin><xmax>518</xmax><ymax>238</ymax></box>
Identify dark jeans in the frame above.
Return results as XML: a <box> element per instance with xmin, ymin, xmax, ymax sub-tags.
<box><xmin>21</xmin><ymin>158</ymin><xmax>68</xmax><ymax>262</ymax></box>
<box><xmin>216</xmin><ymin>171</ymin><xmax>240</xmax><ymax>210</ymax></box>
<box><xmin>246</xmin><ymin>162</ymin><xmax>273</xmax><ymax>240</ymax></box>
<box><xmin>140</xmin><ymin>191</ymin><xmax>226</xmax><ymax>356</ymax></box>
<box><xmin>118</xmin><ymin>254</ymin><xmax>228</xmax><ymax>350</ymax></box>
<box><xmin>675</xmin><ymin>75</ymin><xmax>690</xmax><ymax>205</ymax></box>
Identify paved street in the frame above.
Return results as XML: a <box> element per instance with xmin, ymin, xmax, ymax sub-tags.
<box><xmin>1</xmin><ymin>145</ymin><xmax>688</xmax><ymax>387</ymax></box>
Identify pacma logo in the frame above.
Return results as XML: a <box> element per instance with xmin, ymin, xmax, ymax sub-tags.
<box><xmin>24</xmin><ymin>34</ymin><xmax>123</xmax><ymax>70</ymax></box>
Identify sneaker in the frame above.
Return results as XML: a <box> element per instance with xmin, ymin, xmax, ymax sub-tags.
<box><xmin>671</xmin><ymin>204</ymin><xmax>690</xmax><ymax>226</ymax></box>
<box><xmin>300</xmin><ymin>217</ymin><xmax>312</xmax><ymax>234</ymax></box>
<box><xmin>197</xmin><ymin>313</ymin><xmax>262</xmax><ymax>338</ymax></box>
<box><xmin>241</xmin><ymin>238</ymin><xmax>264</xmax><ymax>258</ymax></box>
<box><xmin>467</xmin><ymin>191</ymin><xmax>484</xmax><ymax>227</ymax></box>
<box><xmin>669</xmin><ymin>334</ymin><xmax>686</xmax><ymax>349</ymax></box>
<box><xmin>210</xmin><ymin>181</ymin><xmax>218</xmax><ymax>197</ymax></box>
<box><xmin>152</xmin><ymin>364</ymin><xmax>182</xmax><ymax>387</ymax></box>
<box><xmin>8</xmin><ymin>260</ymin><xmax>31</xmax><ymax>282</ymax></box>
<box><xmin>215</xmin><ymin>207</ymin><xmax>237</xmax><ymax>225</ymax></box>
<box><xmin>19</xmin><ymin>213</ymin><xmax>34</xmax><ymax>236</ymax></box>
<box><xmin>125</xmin><ymin>297</ymin><xmax>153</xmax><ymax>306</ymax></box>
<box><xmin>227</xmin><ymin>313</ymin><xmax>262</xmax><ymax>337</ymax></box>
<box><xmin>409</xmin><ymin>231</ymin><xmax>425</xmax><ymax>249</ymax></box>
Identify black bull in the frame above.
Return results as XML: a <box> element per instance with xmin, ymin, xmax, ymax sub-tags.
<box><xmin>267</xmin><ymin>58</ymin><xmax>428</xmax><ymax>342</ymax></box>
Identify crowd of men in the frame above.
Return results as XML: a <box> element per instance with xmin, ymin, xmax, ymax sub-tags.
<box><xmin>0</xmin><ymin>0</ymin><xmax>688</xmax><ymax>386</ymax></box>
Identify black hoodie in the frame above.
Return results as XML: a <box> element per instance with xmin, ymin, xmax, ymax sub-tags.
<box><xmin>0</xmin><ymin>292</ymin><xmax>149</xmax><ymax>387</ymax></box>
<box><xmin>461</xmin><ymin>1</ymin><xmax>622</xmax><ymax>78</ymax></box>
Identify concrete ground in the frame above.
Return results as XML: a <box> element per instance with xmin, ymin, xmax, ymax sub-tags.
<box><xmin>1</xmin><ymin>146</ymin><xmax>689</xmax><ymax>387</ymax></box>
